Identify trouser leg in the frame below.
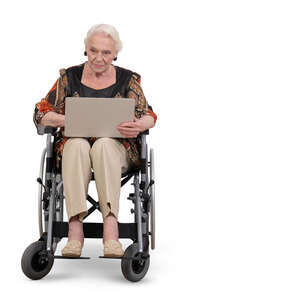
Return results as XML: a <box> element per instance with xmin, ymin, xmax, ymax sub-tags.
<box><xmin>90</xmin><ymin>137</ymin><xmax>132</xmax><ymax>220</ymax></box>
<box><xmin>62</xmin><ymin>138</ymin><xmax>92</xmax><ymax>222</ymax></box>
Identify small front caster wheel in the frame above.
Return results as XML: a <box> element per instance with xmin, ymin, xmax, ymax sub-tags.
<box><xmin>21</xmin><ymin>241</ymin><xmax>54</xmax><ymax>280</ymax></box>
<box><xmin>121</xmin><ymin>243</ymin><xmax>150</xmax><ymax>282</ymax></box>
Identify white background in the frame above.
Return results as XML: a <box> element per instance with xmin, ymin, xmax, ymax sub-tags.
<box><xmin>1</xmin><ymin>0</ymin><xmax>300</xmax><ymax>299</ymax></box>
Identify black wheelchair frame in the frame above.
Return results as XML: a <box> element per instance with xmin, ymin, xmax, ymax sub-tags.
<box><xmin>21</xmin><ymin>125</ymin><xmax>155</xmax><ymax>282</ymax></box>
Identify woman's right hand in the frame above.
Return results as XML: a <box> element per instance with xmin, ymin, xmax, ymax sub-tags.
<box><xmin>40</xmin><ymin>111</ymin><xmax>65</xmax><ymax>128</ymax></box>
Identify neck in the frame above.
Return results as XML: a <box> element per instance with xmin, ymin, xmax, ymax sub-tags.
<box><xmin>85</xmin><ymin>62</ymin><xmax>113</xmax><ymax>79</ymax></box>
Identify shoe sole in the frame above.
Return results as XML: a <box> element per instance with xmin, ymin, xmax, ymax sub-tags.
<box><xmin>61</xmin><ymin>251</ymin><xmax>81</xmax><ymax>258</ymax></box>
<box><xmin>104</xmin><ymin>252</ymin><xmax>124</xmax><ymax>258</ymax></box>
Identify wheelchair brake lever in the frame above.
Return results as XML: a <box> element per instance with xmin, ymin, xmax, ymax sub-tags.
<box><xmin>142</xmin><ymin>179</ymin><xmax>154</xmax><ymax>199</ymax></box>
<box><xmin>147</xmin><ymin>179</ymin><xmax>154</xmax><ymax>191</ymax></box>
<box><xmin>37</xmin><ymin>177</ymin><xmax>46</xmax><ymax>190</ymax></box>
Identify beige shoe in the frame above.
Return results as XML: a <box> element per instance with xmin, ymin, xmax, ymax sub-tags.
<box><xmin>61</xmin><ymin>240</ymin><xmax>83</xmax><ymax>257</ymax></box>
<box><xmin>103</xmin><ymin>240</ymin><xmax>124</xmax><ymax>257</ymax></box>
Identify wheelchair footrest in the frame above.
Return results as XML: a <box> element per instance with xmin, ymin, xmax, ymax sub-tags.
<box><xmin>54</xmin><ymin>255</ymin><xmax>90</xmax><ymax>259</ymax></box>
<box><xmin>99</xmin><ymin>255</ymin><xmax>149</xmax><ymax>261</ymax></box>
<box><xmin>99</xmin><ymin>256</ymin><xmax>124</xmax><ymax>260</ymax></box>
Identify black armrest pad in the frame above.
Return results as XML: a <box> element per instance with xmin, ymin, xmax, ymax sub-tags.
<box><xmin>137</xmin><ymin>130</ymin><xmax>149</xmax><ymax>143</ymax></box>
<box><xmin>140</xmin><ymin>129</ymin><xmax>149</xmax><ymax>135</ymax></box>
<box><xmin>37</xmin><ymin>124</ymin><xmax>57</xmax><ymax>135</ymax></box>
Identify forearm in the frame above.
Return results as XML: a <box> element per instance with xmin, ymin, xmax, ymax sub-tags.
<box><xmin>40</xmin><ymin>111</ymin><xmax>65</xmax><ymax>127</ymax></box>
<box><xmin>137</xmin><ymin>115</ymin><xmax>155</xmax><ymax>131</ymax></box>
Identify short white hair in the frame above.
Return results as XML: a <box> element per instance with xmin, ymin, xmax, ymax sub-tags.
<box><xmin>84</xmin><ymin>24</ymin><xmax>123</xmax><ymax>53</ymax></box>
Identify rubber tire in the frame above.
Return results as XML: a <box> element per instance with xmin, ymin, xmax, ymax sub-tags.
<box><xmin>21</xmin><ymin>241</ymin><xmax>54</xmax><ymax>280</ymax></box>
<box><xmin>150</xmin><ymin>148</ymin><xmax>155</xmax><ymax>250</ymax></box>
<box><xmin>121</xmin><ymin>243</ymin><xmax>150</xmax><ymax>282</ymax></box>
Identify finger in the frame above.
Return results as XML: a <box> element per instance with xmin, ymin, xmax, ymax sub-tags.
<box><xmin>119</xmin><ymin>127</ymin><xmax>140</xmax><ymax>134</ymax></box>
<box><xmin>118</xmin><ymin>129</ymin><xmax>139</xmax><ymax>137</ymax></box>
<box><xmin>119</xmin><ymin>121</ymin><xmax>135</xmax><ymax>127</ymax></box>
<box><xmin>119</xmin><ymin>131</ymin><xmax>139</xmax><ymax>138</ymax></box>
<box><xmin>118</xmin><ymin>125</ymin><xmax>139</xmax><ymax>132</ymax></box>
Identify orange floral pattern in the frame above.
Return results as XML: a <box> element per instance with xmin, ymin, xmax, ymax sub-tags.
<box><xmin>33</xmin><ymin>64</ymin><xmax>157</xmax><ymax>170</ymax></box>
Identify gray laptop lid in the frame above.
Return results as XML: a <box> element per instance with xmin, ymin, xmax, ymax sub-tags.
<box><xmin>64</xmin><ymin>97</ymin><xmax>135</xmax><ymax>138</ymax></box>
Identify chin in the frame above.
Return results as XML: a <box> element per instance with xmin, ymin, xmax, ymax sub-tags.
<box><xmin>87</xmin><ymin>62</ymin><xmax>104</xmax><ymax>72</ymax></box>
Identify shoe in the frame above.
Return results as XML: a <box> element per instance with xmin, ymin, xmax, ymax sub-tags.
<box><xmin>61</xmin><ymin>240</ymin><xmax>83</xmax><ymax>257</ymax></box>
<box><xmin>103</xmin><ymin>240</ymin><xmax>124</xmax><ymax>257</ymax></box>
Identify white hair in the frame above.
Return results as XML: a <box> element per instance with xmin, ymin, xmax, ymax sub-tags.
<box><xmin>84</xmin><ymin>24</ymin><xmax>123</xmax><ymax>53</ymax></box>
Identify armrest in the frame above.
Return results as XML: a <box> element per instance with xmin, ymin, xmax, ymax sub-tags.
<box><xmin>137</xmin><ymin>129</ymin><xmax>149</xmax><ymax>143</ymax></box>
<box><xmin>139</xmin><ymin>129</ymin><xmax>149</xmax><ymax>136</ymax></box>
<box><xmin>37</xmin><ymin>124</ymin><xmax>58</xmax><ymax>135</ymax></box>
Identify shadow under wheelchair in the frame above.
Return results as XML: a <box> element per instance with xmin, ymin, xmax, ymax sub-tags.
<box><xmin>21</xmin><ymin>126</ymin><xmax>156</xmax><ymax>282</ymax></box>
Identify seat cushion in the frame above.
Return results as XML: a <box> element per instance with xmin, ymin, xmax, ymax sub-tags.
<box><xmin>90</xmin><ymin>167</ymin><xmax>140</xmax><ymax>181</ymax></box>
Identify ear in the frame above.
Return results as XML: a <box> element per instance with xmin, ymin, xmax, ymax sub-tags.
<box><xmin>114</xmin><ymin>50</ymin><xmax>118</xmax><ymax>60</ymax></box>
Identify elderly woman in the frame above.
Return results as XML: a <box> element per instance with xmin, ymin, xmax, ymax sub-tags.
<box><xmin>33</xmin><ymin>24</ymin><xmax>157</xmax><ymax>258</ymax></box>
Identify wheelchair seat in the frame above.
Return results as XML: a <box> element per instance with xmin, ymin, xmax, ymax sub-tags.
<box><xmin>90</xmin><ymin>166</ymin><xmax>140</xmax><ymax>181</ymax></box>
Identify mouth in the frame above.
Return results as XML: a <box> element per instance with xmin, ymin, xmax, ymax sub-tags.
<box><xmin>94</xmin><ymin>63</ymin><xmax>104</xmax><ymax>68</ymax></box>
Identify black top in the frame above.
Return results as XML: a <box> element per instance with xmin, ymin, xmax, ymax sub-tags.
<box><xmin>79</xmin><ymin>66</ymin><xmax>120</xmax><ymax>97</ymax></box>
<box><xmin>65</xmin><ymin>62</ymin><xmax>135</xmax><ymax>98</ymax></box>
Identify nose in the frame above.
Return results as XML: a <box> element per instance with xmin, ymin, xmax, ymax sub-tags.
<box><xmin>95</xmin><ymin>52</ymin><xmax>105</xmax><ymax>62</ymax></box>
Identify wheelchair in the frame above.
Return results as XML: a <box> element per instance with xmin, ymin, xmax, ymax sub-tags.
<box><xmin>21</xmin><ymin>125</ymin><xmax>156</xmax><ymax>282</ymax></box>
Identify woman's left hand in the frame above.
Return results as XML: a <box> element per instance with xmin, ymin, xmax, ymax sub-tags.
<box><xmin>117</xmin><ymin>117</ymin><xmax>144</xmax><ymax>138</ymax></box>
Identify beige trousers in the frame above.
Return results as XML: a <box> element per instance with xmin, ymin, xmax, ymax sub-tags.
<box><xmin>62</xmin><ymin>137</ymin><xmax>132</xmax><ymax>222</ymax></box>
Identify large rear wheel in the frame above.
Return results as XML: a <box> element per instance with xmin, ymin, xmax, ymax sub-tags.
<box><xmin>150</xmin><ymin>148</ymin><xmax>155</xmax><ymax>250</ymax></box>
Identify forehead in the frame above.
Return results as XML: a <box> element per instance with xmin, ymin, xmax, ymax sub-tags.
<box><xmin>86</xmin><ymin>32</ymin><xmax>116</xmax><ymax>50</ymax></box>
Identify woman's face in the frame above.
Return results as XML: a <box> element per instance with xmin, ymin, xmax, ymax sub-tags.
<box><xmin>85</xmin><ymin>32</ymin><xmax>117</xmax><ymax>75</ymax></box>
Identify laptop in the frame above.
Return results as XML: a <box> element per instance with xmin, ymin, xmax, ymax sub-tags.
<box><xmin>64</xmin><ymin>97</ymin><xmax>135</xmax><ymax>138</ymax></box>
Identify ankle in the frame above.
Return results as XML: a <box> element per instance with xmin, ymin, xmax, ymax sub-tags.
<box><xmin>68</xmin><ymin>216</ymin><xmax>84</xmax><ymax>241</ymax></box>
<box><xmin>68</xmin><ymin>233</ymin><xmax>84</xmax><ymax>243</ymax></box>
<box><xmin>103</xmin><ymin>237</ymin><xmax>118</xmax><ymax>243</ymax></box>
